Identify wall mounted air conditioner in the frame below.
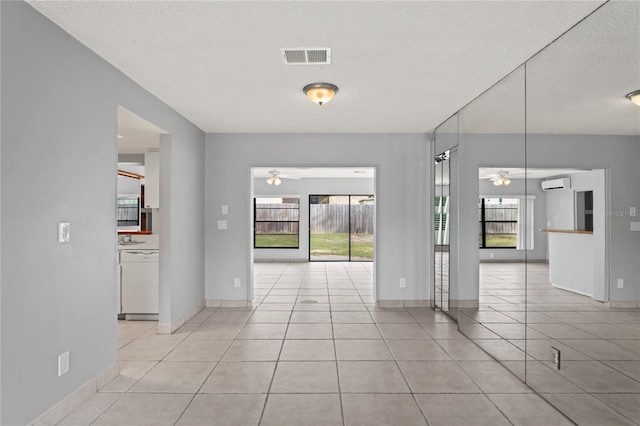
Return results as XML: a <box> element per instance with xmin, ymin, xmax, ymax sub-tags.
<box><xmin>541</xmin><ymin>177</ymin><xmax>571</xmax><ymax>191</ymax></box>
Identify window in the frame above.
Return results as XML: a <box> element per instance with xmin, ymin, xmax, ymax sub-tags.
<box><xmin>479</xmin><ymin>198</ymin><xmax>518</xmax><ymax>248</ymax></box>
<box><xmin>478</xmin><ymin>197</ymin><xmax>535</xmax><ymax>249</ymax></box>
<box><xmin>117</xmin><ymin>196</ymin><xmax>140</xmax><ymax>227</ymax></box>
<box><xmin>254</xmin><ymin>197</ymin><xmax>300</xmax><ymax>248</ymax></box>
<box><xmin>435</xmin><ymin>196</ymin><xmax>449</xmax><ymax>246</ymax></box>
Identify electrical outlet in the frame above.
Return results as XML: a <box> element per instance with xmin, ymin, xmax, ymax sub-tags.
<box><xmin>58</xmin><ymin>351</ymin><xmax>70</xmax><ymax>377</ymax></box>
<box><xmin>221</xmin><ymin>205</ymin><xmax>228</xmax><ymax>215</ymax></box>
<box><xmin>489</xmin><ymin>252</ymin><xmax>494</xmax><ymax>258</ymax></box>
<box><xmin>617</xmin><ymin>279</ymin><xmax>624</xmax><ymax>289</ymax></box>
<box><xmin>550</xmin><ymin>346</ymin><xmax>561</xmax><ymax>370</ymax></box>
<box><xmin>399</xmin><ymin>278</ymin><xmax>406</xmax><ymax>288</ymax></box>
<box><xmin>234</xmin><ymin>278</ymin><xmax>241</xmax><ymax>288</ymax></box>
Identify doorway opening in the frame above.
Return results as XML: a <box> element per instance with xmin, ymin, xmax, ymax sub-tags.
<box><xmin>116</xmin><ymin>107</ymin><xmax>165</xmax><ymax>338</ymax></box>
<box><xmin>309</xmin><ymin>195</ymin><xmax>375</xmax><ymax>262</ymax></box>
<box><xmin>250</xmin><ymin>166</ymin><xmax>377</xmax><ymax>305</ymax></box>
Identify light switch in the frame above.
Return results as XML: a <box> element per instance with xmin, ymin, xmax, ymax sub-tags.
<box><xmin>217</xmin><ymin>220</ymin><xmax>228</xmax><ymax>230</ymax></box>
<box><xmin>631</xmin><ymin>222</ymin><xmax>640</xmax><ymax>232</ymax></box>
<box><xmin>630</xmin><ymin>207</ymin><xmax>638</xmax><ymax>217</ymax></box>
<box><xmin>221</xmin><ymin>205</ymin><xmax>228</xmax><ymax>215</ymax></box>
<box><xmin>58</xmin><ymin>222</ymin><xmax>70</xmax><ymax>243</ymax></box>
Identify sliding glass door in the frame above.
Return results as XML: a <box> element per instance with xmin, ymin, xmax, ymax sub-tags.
<box><xmin>309</xmin><ymin>195</ymin><xmax>374</xmax><ymax>261</ymax></box>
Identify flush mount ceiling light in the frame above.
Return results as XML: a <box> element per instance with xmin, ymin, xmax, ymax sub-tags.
<box><xmin>303</xmin><ymin>82</ymin><xmax>338</xmax><ymax>106</ymax></box>
<box><xmin>626</xmin><ymin>90</ymin><xmax>640</xmax><ymax>106</ymax></box>
<box><xmin>492</xmin><ymin>171</ymin><xmax>511</xmax><ymax>186</ymax></box>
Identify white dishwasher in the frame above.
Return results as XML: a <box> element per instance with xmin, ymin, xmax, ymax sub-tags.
<box><xmin>121</xmin><ymin>250</ymin><xmax>159</xmax><ymax>320</ymax></box>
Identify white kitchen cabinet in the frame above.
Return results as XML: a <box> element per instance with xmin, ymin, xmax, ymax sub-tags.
<box><xmin>144</xmin><ymin>150</ymin><xmax>159</xmax><ymax>208</ymax></box>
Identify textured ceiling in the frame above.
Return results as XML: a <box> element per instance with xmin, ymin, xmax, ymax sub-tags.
<box><xmin>27</xmin><ymin>0</ymin><xmax>614</xmax><ymax>133</ymax></box>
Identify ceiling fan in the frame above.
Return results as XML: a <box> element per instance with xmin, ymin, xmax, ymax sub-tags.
<box><xmin>482</xmin><ymin>170</ymin><xmax>514</xmax><ymax>186</ymax></box>
<box><xmin>259</xmin><ymin>169</ymin><xmax>301</xmax><ymax>186</ymax></box>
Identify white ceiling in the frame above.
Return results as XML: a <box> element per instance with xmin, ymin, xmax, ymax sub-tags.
<box><xmin>28</xmin><ymin>0</ymin><xmax>619</xmax><ymax>134</ymax></box>
<box><xmin>117</xmin><ymin>106</ymin><xmax>163</xmax><ymax>154</ymax></box>
<box><xmin>479</xmin><ymin>167</ymin><xmax>590</xmax><ymax>180</ymax></box>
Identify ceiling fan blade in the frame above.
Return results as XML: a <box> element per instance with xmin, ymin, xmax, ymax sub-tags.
<box><xmin>279</xmin><ymin>174</ymin><xmax>301</xmax><ymax>180</ymax></box>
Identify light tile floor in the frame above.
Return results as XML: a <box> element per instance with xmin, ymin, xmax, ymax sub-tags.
<box><xmin>61</xmin><ymin>262</ymin><xmax>579</xmax><ymax>425</ymax></box>
<box><xmin>458</xmin><ymin>262</ymin><xmax>640</xmax><ymax>426</ymax></box>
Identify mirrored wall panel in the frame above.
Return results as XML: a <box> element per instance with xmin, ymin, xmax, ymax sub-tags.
<box><xmin>433</xmin><ymin>114</ymin><xmax>458</xmax><ymax>315</ymax></box>
<box><xmin>457</xmin><ymin>65</ymin><xmax>527</xmax><ymax>381</ymax></box>
<box><xmin>524</xmin><ymin>0</ymin><xmax>640</xmax><ymax>416</ymax></box>
<box><xmin>431</xmin><ymin>1</ymin><xmax>639</xmax><ymax>422</ymax></box>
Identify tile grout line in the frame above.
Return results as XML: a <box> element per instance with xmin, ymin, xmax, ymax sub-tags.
<box><xmin>256</xmin><ymin>264</ymin><xmax>296</xmax><ymax>426</ymax></box>
<box><xmin>369</xmin><ymin>308</ymin><xmax>432</xmax><ymax>426</ymax></box>
<box><xmin>333</xmin><ymin>263</ymin><xmax>347</xmax><ymax>426</ymax></box>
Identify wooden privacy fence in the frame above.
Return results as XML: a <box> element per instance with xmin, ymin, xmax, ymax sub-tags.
<box><xmin>310</xmin><ymin>204</ymin><xmax>374</xmax><ymax>234</ymax></box>
<box><xmin>255</xmin><ymin>203</ymin><xmax>299</xmax><ymax>235</ymax></box>
<box><xmin>483</xmin><ymin>206</ymin><xmax>517</xmax><ymax>235</ymax></box>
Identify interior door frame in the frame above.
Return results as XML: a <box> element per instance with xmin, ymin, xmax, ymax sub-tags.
<box><xmin>249</xmin><ymin>165</ymin><xmax>379</xmax><ymax>305</ymax></box>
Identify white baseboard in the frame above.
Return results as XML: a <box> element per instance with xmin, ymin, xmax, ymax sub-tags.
<box><xmin>206</xmin><ymin>299</ymin><xmax>254</xmax><ymax>308</ymax></box>
<box><xmin>479</xmin><ymin>259</ymin><xmax>548</xmax><ymax>264</ymax></box>
<box><xmin>158</xmin><ymin>301</ymin><xmax>206</xmax><ymax>335</ymax></box>
<box><xmin>378</xmin><ymin>299</ymin><xmax>430</xmax><ymax>308</ymax></box>
<box><xmin>608</xmin><ymin>301</ymin><xmax>640</xmax><ymax>309</ymax></box>
<box><xmin>451</xmin><ymin>300</ymin><xmax>480</xmax><ymax>309</ymax></box>
<box><xmin>31</xmin><ymin>363</ymin><xmax>119</xmax><ymax>426</ymax></box>
<box><xmin>254</xmin><ymin>258</ymin><xmax>308</xmax><ymax>263</ymax></box>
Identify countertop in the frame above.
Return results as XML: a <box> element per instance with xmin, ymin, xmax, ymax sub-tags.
<box><xmin>117</xmin><ymin>241</ymin><xmax>159</xmax><ymax>250</ymax></box>
<box><xmin>540</xmin><ymin>229</ymin><xmax>593</xmax><ymax>235</ymax></box>
<box><xmin>117</xmin><ymin>234</ymin><xmax>159</xmax><ymax>250</ymax></box>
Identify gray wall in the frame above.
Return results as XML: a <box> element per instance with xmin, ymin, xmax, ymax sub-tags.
<box><xmin>205</xmin><ymin>133</ymin><xmax>430</xmax><ymax>302</ymax></box>
<box><xmin>478</xmin><ymin>177</ymin><xmax>547</xmax><ymax>262</ymax></box>
<box><xmin>455</xmin><ymin>133</ymin><xmax>640</xmax><ymax>303</ymax></box>
<box><xmin>456</xmin><ymin>133</ymin><xmax>526</xmax><ymax>301</ymax></box>
<box><xmin>527</xmin><ymin>135</ymin><xmax>640</xmax><ymax>303</ymax></box>
<box><xmin>253</xmin><ymin>177</ymin><xmax>374</xmax><ymax>261</ymax></box>
<box><xmin>1</xmin><ymin>2</ymin><xmax>205</xmax><ymax>424</ymax></box>
<box><xmin>544</xmin><ymin>171</ymin><xmax>595</xmax><ymax>230</ymax></box>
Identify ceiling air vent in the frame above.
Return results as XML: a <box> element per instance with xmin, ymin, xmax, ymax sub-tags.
<box><xmin>281</xmin><ymin>47</ymin><xmax>331</xmax><ymax>65</ymax></box>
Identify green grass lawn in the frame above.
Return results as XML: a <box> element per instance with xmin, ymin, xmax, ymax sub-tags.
<box><xmin>310</xmin><ymin>233</ymin><xmax>374</xmax><ymax>260</ymax></box>
<box><xmin>255</xmin><ymin>234</ymin><xmax>299</xmax><ymax>248</ymax></box>
<box><xmin>255</xmin><ymin>232</ymin><xmax>374</xmax><ymax>260</ymax></box>
<box><xmin>480</xmin><ymin>234</ymin><xmax>517</xmax><ymax>247</ymax></box>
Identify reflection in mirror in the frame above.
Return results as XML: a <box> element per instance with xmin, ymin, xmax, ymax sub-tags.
<box><xmin>524</xmin><ymin>0</ymin><xmax>640</xmax><ymax>418</ymax></box>
<box><xmin>433</xmin><ymin>113</ymin><xmax>457</xmax><ymax>316</ymax></box>
<box><xmin>457</xmin><ymin>66</ymin><xmax>526</xmax><ymax>380</ymax></box>
<box><xmin>434</xmin><ymin>150</ymin><xmax>450</xmax><ymax>312</ymax></box>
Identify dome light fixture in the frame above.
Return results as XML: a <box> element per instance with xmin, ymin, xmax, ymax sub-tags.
<box><xmin>626</xmin><ymin>90</ymin><xmax>640</xmax><ymax>106</ymax></box>
<box><xmin>303</xmin><ymin>82</ymin><xmax>338</xmax><ymax>105</ymax></box>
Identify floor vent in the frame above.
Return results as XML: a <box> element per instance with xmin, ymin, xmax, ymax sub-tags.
<box><xmin>281</xmin><ymin>47</ymin><xmax>331</xmax><ymax>65</ymax></box>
